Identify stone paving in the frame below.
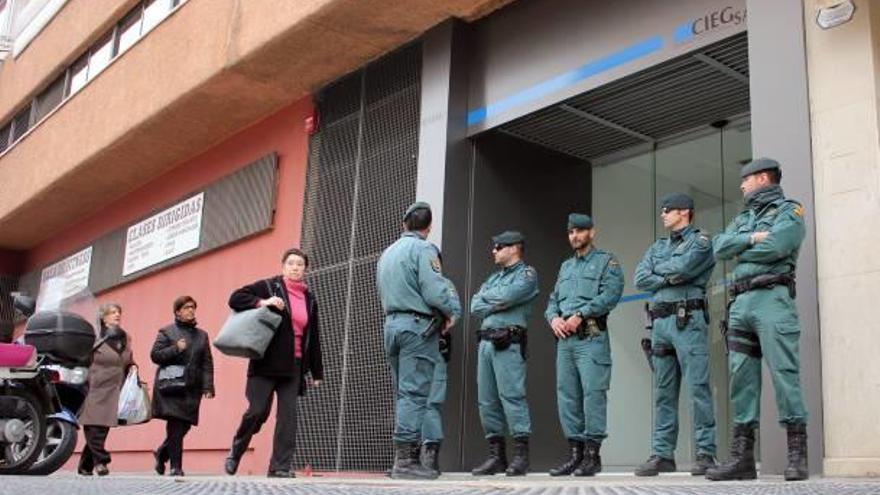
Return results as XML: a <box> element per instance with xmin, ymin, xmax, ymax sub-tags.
<box><xmin>2</xmin><ymin>473</ymin><xmax>880</xmax><ymax>495</ymax></box>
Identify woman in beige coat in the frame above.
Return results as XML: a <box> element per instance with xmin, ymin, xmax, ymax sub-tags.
<box><xmin>77</xmin><ymin>303</ymin><xmax>134</xmax><ymax>476</ymax></box>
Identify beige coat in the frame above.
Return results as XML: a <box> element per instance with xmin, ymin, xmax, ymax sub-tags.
<box><xmin>79</xmin><ymin>336</ymin><xmax>134</xmax><ymax>427</ymax></box>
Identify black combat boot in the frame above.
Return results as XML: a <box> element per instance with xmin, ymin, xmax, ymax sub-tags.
<box><xmin>421</xmin><ymin>442</ymin><xmax>441</xmax><ymax>476</ymax></box>
<box><xmin>549</xmin><ymin>439</ymin><xmax>584</xmax><ymax>476</ymax></box>
<box><xmin>634</xmin><ymin>455</ymin><xmax>676</xmax><ymax>476</ymax></box>
<box><xmin>390</xmin><ymin>441</ymin><xmax>439</xmax><ymax>480</ymax></box>
<box><xmin>783</xmin><ymin>423</ymin><xmax>808</xmax><ymax>481</ymax></box>
<box><xmin>505</xmin><ymin>437</ymin><xmax>530</xmax><ymax>476</ymax></box>
<box><xmin>471</xmin><ymin>437</ymin><xmax>507</xmax><ymax>475</ymax></box>
<box><xmin>691</xmin><ymin>453</ymin><xmax>717</xmax><ymax>476</ymax></box>
<box><xmin>572</xmin><ymin>440</ymin><xmax>602</xmax><ymax>476</ymax></box>
<box><xmin>706</xmin><ymin>424</ymin><xmax>757</xmax><ymax>481</ymax></box>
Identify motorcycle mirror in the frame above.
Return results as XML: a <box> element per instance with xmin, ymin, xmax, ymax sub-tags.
<box><xmin>13</xmin><ymin>294</ymin><xmax>36</xmax><ymax>317</ymax></box>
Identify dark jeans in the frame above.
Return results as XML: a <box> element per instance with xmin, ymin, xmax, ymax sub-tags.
<box><xmin>229</xmin><ymin>372</ymin><xmax>300</xmax><ymax>472</ymax></box>
<box><xmin>78</xmin><ymin>425</ymin><xmax>110</xmax><ymax>471</ymax></box>
<box><xmin>156</xmin><ymin>419</ymin><xmax>192</xmax><ymax>470</ymax></box>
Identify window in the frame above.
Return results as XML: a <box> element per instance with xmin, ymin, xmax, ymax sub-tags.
<box><xmin>115</xmin><ymin>7</ymin><xmax>142</xmax><ymax>55</ymax></box>
<box><xmin>33</xmin><ymin>72</ymin><xmax>63</xmax><ymax>121</ymax></box>
<box><xmin>142</xmin><ymin>0</ymin><xmax>173</xmax><ymax>34</ymax></box>
<box><xmin>87</xmin><ymin>32</ymin><xmax>113</xmax><ymax>79</ymax></box>
<box><xmin>66</xmin><ymin>53</ymin><xmax>88</xmax><ymax>96</ymax></box>
<box><xmin>11</xmin><ymin>104</ymin><xmax>32</xmax><ymax>142</ymax></box>
<box><xmin>0</xmin><ymin>123</ymin><xmax>11</xmax><ymax>153</ymax></box>
<box><xmin>0</xmin><ymin>1</ymin><xmax>12</xmax><ymax>54</ymax></box>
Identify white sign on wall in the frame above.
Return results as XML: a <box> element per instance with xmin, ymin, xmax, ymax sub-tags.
<box><xmin>38</xmin><ymin>246</ymin><xmax>93</xmax><ymax>310</ymax></box>
<box><xmin>123</xmin><ymin>192</ymin><xmax>205</xmax><ymax>276</ymax></box>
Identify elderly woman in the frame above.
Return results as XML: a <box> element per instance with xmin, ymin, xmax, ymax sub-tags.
<box><xmin>224</xmin><ymin>247</ymin><xmax>324</xmax><ymax>478</ymax></box>
<box><xmin>150</xmin><ymin>296</ymin><xmax>215</xmax><ymax>477</ymax></box>
<box><xmin>77</xmin><ymin>302</ymin><xmax>134</xmax><ymax>476</ymax></box>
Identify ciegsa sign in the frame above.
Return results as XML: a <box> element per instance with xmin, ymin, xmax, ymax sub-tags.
<box><xmin>123</xmin><ymin>192</ymin><xmax>205</xmax><ymax>276</ymax></box>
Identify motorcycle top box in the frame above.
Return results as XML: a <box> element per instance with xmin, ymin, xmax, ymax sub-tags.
<box><xmin>24</xmin><ymin>311</ymin><xmax>96</xmax><ymax>367</ymax></box>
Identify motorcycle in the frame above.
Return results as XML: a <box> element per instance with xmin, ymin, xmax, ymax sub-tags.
<box><xmin>0</xmin><ymin>295</ymin><xmax>53</xmax><ymax>474</ymax></box>
<box><xmin>5</xmin><ymin>289</ymin><xmax>96</xmax><ymax>475</ymax></box>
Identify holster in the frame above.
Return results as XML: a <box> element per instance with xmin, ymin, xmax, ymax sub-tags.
<box><xmin>575</xmin><ymin>315</ymin><xmax>608</xmax><ymax>339</ymax></box>
<box><xmin>438</xmin><ymin>332</ymin><xmax>452</xmax><ymax>362</ymax></box>
<box><xmin>479</xmin><ymin>327</ymin><xmax>527</xmax><ymax>359</ymax></box>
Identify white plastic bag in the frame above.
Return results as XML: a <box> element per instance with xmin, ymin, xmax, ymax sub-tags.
<box><xmin>117</xmin><ymin>367</ymin><xmax>151</xmax><ymax>425</ymax></box>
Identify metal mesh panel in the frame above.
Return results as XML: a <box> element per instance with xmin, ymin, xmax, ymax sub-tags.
<box><xmin>297</xmin><ymin>43</ymin><xmax>421</xmax><ymax>472</ymax></box>
<box><xmin>499</xmin><ymin>33</ymin><xmax>750</xmax><ymax>162</ymax></box>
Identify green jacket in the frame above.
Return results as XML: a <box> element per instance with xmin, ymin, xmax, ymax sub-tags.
<box><xmin>471</xmin><ymin>261</ymin><xmax>539</xmax><ymax>330</ymax></box>
<box><xmin>713</xmin><ymin>185</ymin><xmax>805</xmax><ymax>280</ymax></box>
<box><xmin>377</xmin><ymin>232</ymin><xmax>462</xmax><ymax>320</ymax></box>
<box><xmin>545</xmin><ymin>247</ymin><xmax>624</xmax><ymax>323</ymax></box>
<box><xmin>634</xmin><ymin>225</ymin><xmax>715</xmax><ymax>303</ymax></box>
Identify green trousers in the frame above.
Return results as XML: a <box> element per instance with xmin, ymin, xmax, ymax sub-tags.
<box><xmin>727</xmin><ymin>285</ymin><xmax>808</xmax><ymax>426</ymax></box>
<box><xmin>422</xmin><ymin>359</ymin><xmax>447</xmax><ymax>443</ymax></box>
<box><xmin>556</xmin><ymin>332</ymin><xmax>611</xmax><ymax>443</ymax></box>
<box><xmin>651</xmin><ymin>310</ymin><xmax>716</xmax><ymax>458</ymax></box>
<box><xmin>477</xmin><ymin>340</ymin><xmax>531</xmax><ymax>438</ymax></box>
<box><xmin>384</xmin><ymin>314</ymin><xmax>441</xmax><ymax>443</ymax></box>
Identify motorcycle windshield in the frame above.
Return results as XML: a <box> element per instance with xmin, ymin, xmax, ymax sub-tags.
<box><xmin>26</xmin><ymin>276</ymin><xmax>98</xmax><ymax>366</ymax></box>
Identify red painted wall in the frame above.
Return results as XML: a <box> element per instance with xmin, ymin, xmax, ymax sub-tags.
<box><xmin>23</xmin><ymin>97</ymin><xmax>313</xmax><ymax>475</ymax></box>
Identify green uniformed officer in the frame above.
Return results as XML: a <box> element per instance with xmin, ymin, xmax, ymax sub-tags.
<box><xmin>420</xmin><ymin>243</ymin><xmax>454</xmax><ymax>474</ymax></box>
<box><xmin>469</xmin><ymin>231</ymin><xmax>539</xmax><ymax>477</ymax></box>
<box><xmin>633</xmin><ymin>193</ymin><xmax>717</xmax><ymax>476</ymax></box>
<box><xmin>545</xmin><ymin>213</ymin><xmax>624</xmax><ymax>477</ymax></box>
<box><xmin>707</xmin><ymin>158</ymin><xmax>809</xmax><ymax>482</ymax></box>
<box><xmin>377</xmin><ymin>202</ymin><xmax>462</xmax><ymax>480</ymax></box>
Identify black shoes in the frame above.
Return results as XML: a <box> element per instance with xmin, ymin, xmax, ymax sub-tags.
<box><xmin>94</xmin><ymin>463</ymin><xmax>109</xmax><ymax>476</ymax></box>
<box><xmin>691</xmin><ymin>453</ymin><xmax>717</xmax><ymax>476</ymax></box>
<box><xmin>421</xmin><ymin>442</ymin><xmax>441</xmax><ymax>476</ymax></box>
<box><xmin>549</xmin><ymin>439</ymin><xmax>584</xmax><ymax>476</ymax></box>
<box><xmin>706</xmin><ymin>424</ymin><xmax>757</xmax><ymax>481</ymax></box>
<box><xmin>169</xmin><ymin>468</ymin><xmax>185</xmax><ymax>477</ymax></box>
<box><xmin>390</xmin><ymin>441</ymin><xmax>439</xmax><ymax>480</ymax></box>
<box><xmin>153</xmin><ymin>450</ymin><xmax>166</xmax><ymax>475</ymax></box>
<box><xmin>267</xmin><ymin>470</ymin><xmax>295</xmax><ymax>478</ymax></box>
<box><xmin>784</xmin><ymin>423</ymin><xmax>808</xmax><ymax>481</ymax></box>
<box><xmin>471</xmin><ymin>436</ymin><xmax>507</xmax><ymax>476</ymax></box>
<box><xmin>224</xmin><ymin>455</ymin><xmax>240</xmax><ymax>475</ymax></box>
<box><xmin>572</xmin><ymin>440</ymin><xmax>602</xmax><ymax>476</ymax></box>
<box><xmin>634</xmin><ymin>455</ymin><xmax>676</xmax><ymax>476</ymax></box>
<box><xmin>505</xmin><ymin>437</ymin><xmax>529</xmax><ymax>476</ymax></box>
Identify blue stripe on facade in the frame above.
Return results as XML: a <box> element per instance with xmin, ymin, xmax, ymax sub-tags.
<box><xmin>466</xmin><ymin>35</ymin><xmax>665</xmax><ymax>126</ymax></box>
<box><xmin>674</xmin><ymin>22</ymin><xmax>694</xmax><ymax>43</ymax></box>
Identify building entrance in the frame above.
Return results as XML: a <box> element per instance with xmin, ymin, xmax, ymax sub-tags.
<box><xmin>448</xmin><ymin>33</ymin><xmax>752</xmax><ymax>472</ymax></box>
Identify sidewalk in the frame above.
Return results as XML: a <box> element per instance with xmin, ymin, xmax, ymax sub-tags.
<box><xmin>4</xmin><ymin>472</ymin><xmax>880</xmax><ymax>495</ymax></box>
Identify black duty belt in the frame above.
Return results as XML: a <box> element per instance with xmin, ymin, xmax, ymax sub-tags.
<box><xmin>652</xmin><ymin>343</ymin><xmax>677</xmax><ymax>358</ymax></box>
<box><xmin>478</xmin><ymin>327</ymin><xmax>526</xmax><ymax>343</ymax></box>
<box><xmin>730</xmin><ymin>273</ymin><xmax>796</xmax><ymax>298</ymax></box>
<box><xmin>387</xmin><ymin>311</ymin><xmax>432</xmax><ymax>319</ymax></box>
<box><xmin>650</xmin><ymin>299</ymin><xmax>705</xmax><ymax>320</ymax></box>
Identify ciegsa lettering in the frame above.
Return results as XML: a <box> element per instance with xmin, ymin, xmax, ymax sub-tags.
<box><xmin>693</xmin><ymin>6</ymin><xmax>745</xmax><ymax>35</ymax></box>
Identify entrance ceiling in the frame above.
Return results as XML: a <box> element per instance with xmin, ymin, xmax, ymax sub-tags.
<box><xmin>498</xmin><ymin>32</ymin><xmax>749</xmax><ymax>162</ymax></box>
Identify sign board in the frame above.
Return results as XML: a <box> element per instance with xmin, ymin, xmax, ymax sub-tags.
<box><xmin>38</xmin><ymin>246</ymin><xmax>92</xmax><ymax>310</ymax></box>
<box><xmin>123</xmin><ymin>192</ymin><xmax>205</xmax><ymax>276</ymax></box>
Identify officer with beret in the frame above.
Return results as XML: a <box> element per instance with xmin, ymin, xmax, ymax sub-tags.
<box><xmin>469</xmin><ymin>231</ymin><xmax>539</xmax><ymax>477</ymax></box>
<box><xmin>633</xmin><ymin>192</ymin><xmax>717</xmax><ymax>476</ymax></box>
<box><xmin>545</xmin><ymin>213</ymin><xmax>624</xmax><ymax>477</ymax></box>
<box><xmin>707</xmin><ymin>158</ymin><xmax>809</xmax><ymax>482</ymax></box>
<box><xmin>377</xmin><ymin>201</ymin><xmax>462</xmax><ymax>480</ymax></box>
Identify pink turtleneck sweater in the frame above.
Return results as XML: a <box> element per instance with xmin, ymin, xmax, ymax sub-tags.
<box><xmin>283</xmin><ymin>278</ymin><xmax>309</xmax><ymax>359</ymax></box>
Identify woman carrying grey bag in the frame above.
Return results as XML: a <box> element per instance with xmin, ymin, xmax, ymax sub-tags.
<box><xmin>224</xmin><ymin>248</ymin><xmax>324</xmax><ymax>478</ymax></box>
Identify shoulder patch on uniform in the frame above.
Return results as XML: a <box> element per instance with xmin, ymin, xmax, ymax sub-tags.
<box><xmin>793</xmin><ymin>205</ymin><xmax>805</xmax><ymax>217</ymax></box>
<box><xmin>430</xmin><ymin>257</ymin><xmax>442</xmax><ymax>273</ymax></box>
<box><xmin>609</xmin><ymin>258</ymin><xmax>620</xmax><ymax>267</ymax></box>
<box><xmin>524</xmin><ymin>267</ymin><xmax>536</xmax><ymax>279</ymax></box>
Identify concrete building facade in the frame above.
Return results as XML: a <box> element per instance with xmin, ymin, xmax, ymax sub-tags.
<box><xmin>0</xmin><ymin>0</ymin><xmax>876</xmax><ymax>477</ymax></box>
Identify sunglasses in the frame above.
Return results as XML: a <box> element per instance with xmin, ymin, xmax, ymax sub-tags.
<box><xmin>492</xmin><ymin>243</ymin><xmax>513</xmax><ymax>252</ymax></box>
<box><xmin>660</xmin><ymin>207</ymin><xmax>681</xmax><ymax>215</ymax></box>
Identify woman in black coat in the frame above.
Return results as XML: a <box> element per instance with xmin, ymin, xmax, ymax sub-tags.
<box><xmin>150</xmin><ymin>295</ymin><xmax>215</xmax><ymax>477</ymax></box>
<box><xmin>224</xmin><ymin>247</ymin><xmax>323</xmax><ymax>478</ymax></box>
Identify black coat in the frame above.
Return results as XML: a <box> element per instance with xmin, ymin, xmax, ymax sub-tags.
<box><xmin>150</xmin><ymin>321</ymin><xmax>214</xmax><ymax>425</ymax></box>
<box><xmin>228</xmin><ymin>275</ymin><xmax>323</xmax><ymax>395</ymax></box>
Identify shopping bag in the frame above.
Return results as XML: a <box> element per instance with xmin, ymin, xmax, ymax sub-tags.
<box><xmin>117</xmin><ymin>367</ymin><xmax>152</xmax><ymax>425</ymax></box>
<box><xmin>213</xmin><ymin>306</ymin><xmax>282</xmax><ymax>359</ymax></box>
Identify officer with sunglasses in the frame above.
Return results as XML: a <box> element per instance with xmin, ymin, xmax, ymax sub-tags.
<box><xmin>633</xmin><ymin>193</ymin><xmax>717</xmax><ymax>477</ymax></box>
<box><xmin>469</xmin><ymin>231</ymin><xmax>539</xmax><ymax>477</ymax></box>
